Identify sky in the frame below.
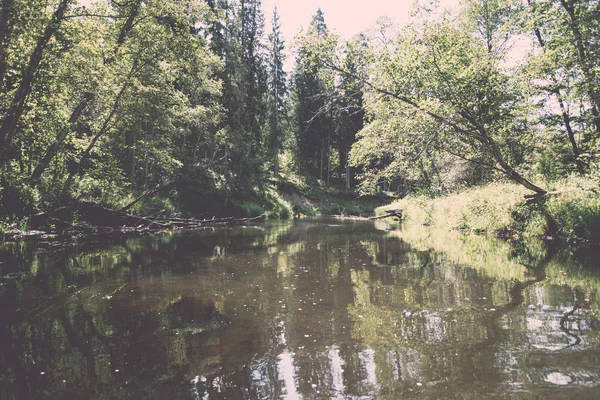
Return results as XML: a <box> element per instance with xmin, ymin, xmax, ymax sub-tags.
<box><xmin>79</xmin><ymin>1</ymin><xmax>462</xmax><ymax>42</ymax></box>
<box><xmin>262</xmin><ymin>0</ymin><xmax>461</xmax><ymax>43</ymax></box>
<box><xmin>263</xmin><ymin>0</ymin><xmax>461</xmax><ymax>71</ymax></box>
<box><xmin>78</xmin><ymin>0</ymin><xmax>532</xmax><ymax>69</ymax></box>
<box><xmin>77</xmin><ymin>0</ymin><xmax>462</xmax><ymax>70</ymax></box>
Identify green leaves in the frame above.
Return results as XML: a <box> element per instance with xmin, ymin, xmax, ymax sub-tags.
<box><xmin>350</xmin><ymin>0</ymin><xmax>547</xmax><ymax>195</ymax></box>
<box><xmin>0</xmin><ymin>0</ymin><xmax>224</xmax><ymax>213</ymax></box>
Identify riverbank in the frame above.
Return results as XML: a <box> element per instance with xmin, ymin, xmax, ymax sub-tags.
<box><xmin>377</xmin><ymin>177</ymin><xmax>600</xmax><ymax>248</ymax></box>
<box><xmin>0</xmin><ymin>176</ymin><xmax>390</xmax><ymax>243</ymax></box>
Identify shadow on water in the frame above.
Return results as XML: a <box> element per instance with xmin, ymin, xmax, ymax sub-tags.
<box><xmin>0</xmin><ymin>219</ymin><xmax>600</xmax><ymax>399</ymax></box>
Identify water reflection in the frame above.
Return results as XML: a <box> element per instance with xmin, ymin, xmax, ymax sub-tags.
<box><xmin>1</xmin><ymin>220</ymin><xmax>600</xmax><ymax>399</ymax></box>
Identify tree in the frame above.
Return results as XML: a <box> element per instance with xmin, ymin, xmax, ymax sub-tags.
<box><xmin>336</xmin><ymin>38</ymin><xmax>366</xmax><ymax>188</ymax></box>
<box><xmin>205</xmin><ymin>0</ymin><xmax>267</xmax><ymax>192</ymax></box>
<box><xmin>463</xmin><ymin>0</ymin><xmax>517</xmax><ymax>55</ymax></box>
<box><xmin>555</xmin><ymin>0</ymin><xmax>600</xmax><ymax>137</ymax></box>
<box><xmin>0</xmin><ymin>0</ymin><xmax>71</xmax><ymax>168</ymax></box>
<box><xmin>267</xmin><ymin>7</ymin><xmax>287</xmax><ymax>174</ymax></box>
<box><xmin>520</xmin><ymin>0</ymin><xmax>588</xmax><ymax>174</ymax></box>
<box><xmin>346</xmin><ymin>6</ymin><xmax>547</xmax><ymax>194</ymax></box>
<box><xmin>0</xmin><ymin>0</ymin><xmax>223</xmax><ymax>216</ymax></box>
<box><xmin>29</xmin><ymin>0</ymin><xmax>143</xmax><ymax>183</ymax></box>
<box><xmin>293</xmin><ymin>9</ymin><xmax>337</xmax><ymax>181</ymax></box>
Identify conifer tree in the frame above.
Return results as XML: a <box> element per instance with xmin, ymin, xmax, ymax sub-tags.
<box><xmin>267</xmin><ymin>7</ymin><xmax>287</xmax><ymax>174</ymax></box>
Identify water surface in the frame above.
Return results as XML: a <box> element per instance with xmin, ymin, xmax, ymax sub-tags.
<box><xmin>1</xmin><ymin>219</ymin><xmax>600</xmax><ymax>399</ymax></box>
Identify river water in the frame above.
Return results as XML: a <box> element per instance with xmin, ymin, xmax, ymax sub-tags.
<box><xmin>1</xmin><ymin>219</ymin><xmax>599</xmax><ymax>399</ymax></box>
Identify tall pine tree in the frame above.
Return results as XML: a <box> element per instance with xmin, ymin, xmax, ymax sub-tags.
<box><xmin>267</xmin><ymin>7</ymin><xmax>286</xmax><ymax>174</ymax></box>
<box><xmin>294</xmin><ymin>9</ymin><xmax>336</xmax><ymax>180</ymax></box>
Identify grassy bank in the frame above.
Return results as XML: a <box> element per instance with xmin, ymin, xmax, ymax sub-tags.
<box><xmin>178</xmin><ymin>176</ymin><xmax>392</xmax><ymax>220</ymax></box>
<box><xmin>0</xmin><ymin>175</ymin><xmax>390</xmax><ymax>235</ymax></box>
<box><xmin>378</xmin><ymin>177</ymin><xmax>600</xmax><ymax>247</ymax></box>
<box><xmin>275</xmin><ymin>176</ymin><xmax>391</xmax><ymax>218</ymax></box>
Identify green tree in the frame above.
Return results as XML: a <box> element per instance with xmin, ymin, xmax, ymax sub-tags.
<box><xmin>336</xmin><ymin>38</ymin><xmax>366</xmax><ymax>188</ymax></box>
<box><xmin>0</xmin><ymin>0</ymin><xmax>223</xmax><ymax>216</ymax></box>
<box><xmin>521</xmin><ymin>0</ymin><xmax>600</xmax><ymax>176</ymax></box>
<box><xmin>205</xmin><ymin>0</ymin><xmax>267</xmax><ymax>194</ymax></box>
<box><xmin>347</xmin><ymin>5</ymin><xmax>547</xmax><ymax>194</ymax></box>
<box><xmin>293</xmin><ymin>9</ymin><xmax>337</xmax><ymax>181</ymax></box>
<box><xmin>555</xmin><ymin>0</ymin><xmax>600</xmax><ymax>137</ymax></box>
<box><xmin>0</xmin><ymin>0</ymin><xmax>71</xmax><ymax>168</ymax></box>
<box><xmin>267</xmin><ymin>7</ymin><xmax>287</xmax><ymax>175</ymax></box>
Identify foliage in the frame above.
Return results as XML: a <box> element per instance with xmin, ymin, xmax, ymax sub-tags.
<box><xmin>381</xmin><ymin>176</ymin><xmax>600</xmax><ymax>246</ymax></box>
<box><xmin>382</xmin><ymin>182</ymin><xmax>528</xmax><ymax>232</ymax></box>
<box><xmin>266</xmin><ymin>7</ymin><xmax>287</xmax><ymax>175</ymax></box>
<box><xmin>0</xmin><ymin>0</ymin><xmax>225</xmax><ymax>217</ymax></box>
<box><xmin>0</xmin><ymin>0</ymin><xmax>599</xmax><ymax>242</ymax></box>
<box><xmin>544</xmin><ymin>186</ymin><xmax>600</xmax><ymax>245</ymax></box>
<box><xmin>348</xmin><ymin>2</ymin><xmax>547</xmax><ymax>195</ymax></box>
<box><xmin>292</xmin><ymin>10</ymin><xmax>365</xmax><ymax>186</ymax></box>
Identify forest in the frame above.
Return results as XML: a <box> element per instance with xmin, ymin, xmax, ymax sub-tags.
<box><xmin>0</xmin><ymin>0</ymin><xmax>598</xmax><ymax>245</ymax></box>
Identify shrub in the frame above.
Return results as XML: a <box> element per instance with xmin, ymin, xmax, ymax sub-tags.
<box><xmin>228</xmin><ymin>200</ymin><xmax>264</xmax><ymax>218</ymax></box>
<box><xmin>546</xmin><ymin>189</ymin><xmax>600</xmax><ymax>245</ymax></box>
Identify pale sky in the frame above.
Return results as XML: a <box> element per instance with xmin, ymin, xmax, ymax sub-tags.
<box><xmin>79</xmin><ymin>1</ymin><xmax>461</xmax><ymax>42</ymax></box>
<box><xmin>263</xmin><ymin>0</ymin><xmax>462</xmax><ymax>70</ymax></box>
<box><xmin>262</xmin><ymin>0</ymin><xmax>461</xmax><ymax>42</ymax></box>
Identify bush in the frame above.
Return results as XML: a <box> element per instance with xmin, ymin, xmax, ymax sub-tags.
<box><xmin>228</xmin><ymin>200</ymin><xmax>264</xmax><ymax>218</ymax></box>
<box><xmin>546</xmin><ymin>189</ymin><xmax>600</xmax><ymax>245</ymax></box>
<box><xmin>382</xmin><ymin>182</ymin><xmax>527</xmax><ymax>232</ymax></box>
<box><xmin>260</xmin><ymin>187</ymin><xmax>293</xmax><ymax>219</ymax></box>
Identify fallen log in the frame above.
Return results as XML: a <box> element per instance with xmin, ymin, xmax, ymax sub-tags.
<box><xmin>234</xmin><ymin>214</ymin><xmax>266</xmax><ymax>223</ymax></box>
<box><xmin>369</xmin><ymin>209</ymin><xmax>403</xmax><ymax>221</ymax></box>
<box><xmin>1</xmin><ymin>206</ymin><xmax>267</xmax><ymax>243</ymax></box>
<box><xmin>149</xmin><ymin>216</ymin><xmax>235</xmax><ymax>224</ymax></box>
<box><xmin>147</xmin><ymin>214</ymin><xmax>266</xmax><ymax>225</ymax></box>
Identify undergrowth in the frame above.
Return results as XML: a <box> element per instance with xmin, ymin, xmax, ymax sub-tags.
<box><xmin>379</xmin><ymin>176</ymin><xmax>600</xmax><ymax>247</ymax></box>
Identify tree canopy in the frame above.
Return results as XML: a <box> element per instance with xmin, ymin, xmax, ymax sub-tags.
<box><xmin>0</xmin><ymin>0</ymin><xmax>598</xmax><ymax>222</ymax></box>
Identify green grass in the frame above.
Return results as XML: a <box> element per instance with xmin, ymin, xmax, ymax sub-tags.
<box><xmin>379</xmin><ymin>177</ymin><xmax>600</xmax><ymax>247</ymax></box>
<box><xmin>275</xmin><ymin>174</ymin><xmax>391</xmax><ymax>217</ymax></box>
<box><xmin>260</xmin><ymin>186</ymin><xmax>293</xmax><ymax>219</ymax></box>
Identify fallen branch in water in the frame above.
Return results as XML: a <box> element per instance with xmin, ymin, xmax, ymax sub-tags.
<box><xmin>2</xmin><ymin>203</ymin><xmax>267</xmax><ymax>242</ymax></box>
<box><xmin>369</xmin><ymin>209</ymin><xmax>403</xmax><ymax>221</ymax></box>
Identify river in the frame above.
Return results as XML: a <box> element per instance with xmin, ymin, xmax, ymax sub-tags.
<box><xmin>1</xmin><ymin>218</ymin><xmax>599</xmax><ymax>399</ymax></box>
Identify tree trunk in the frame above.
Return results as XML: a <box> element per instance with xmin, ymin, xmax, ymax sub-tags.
<box><xmin>320</xmin><ymin>147</ymin><xmax>323</xmax><ymax>180</ymax></box>
<box><xmin>556</xmin><ymin>92</ymin><xmax>585</xmax><ymax>174</ymax></box>
<box><xmin>115</xmin><ymin>0</ymin><xmax>140</xmax><ymax>50</ymax></box>
<box><xmin>487</xmin><ymin>139</ymin><xmax>547</xmax><ymax>194</ymax></box>
<box><xmin>327</xmin><ymin>124</ymin><xmax>331</xmax><ymax>184</ymax></box>
<box><xmin>119</xmin><ymin>180</ymin><xmax>177</xmax><ymax>213</ymax></box>
<box><xmin>0</xmin><ymin>0</ymin><xmax>70</xmax><ymax>168</ymax></box>
<box><xmin>338</xmin><ymin>144</ymin><xmax>345</xmax><ymax>185</ymax></box>
<box><xmin>273</xmin><ymin>140</ymin><xmax>279</xmax><ymax>175</ymax></box>
<box><xmin>273</xmin><ymin>71</ymin><xmax>279</xmax><ymax>175</ymax></box>
<box><xmin>345</xmin><ymin>144</ymin><xmax>351</xmax><ymax>189</ymax></box>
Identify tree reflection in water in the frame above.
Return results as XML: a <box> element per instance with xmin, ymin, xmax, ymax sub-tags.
<box><xmin>0</xmin><ymin>219</ymin><xmax>599</xmax><ymax>399</ymax></box>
